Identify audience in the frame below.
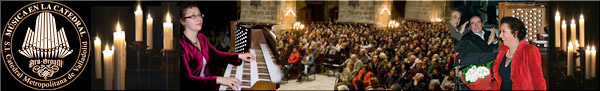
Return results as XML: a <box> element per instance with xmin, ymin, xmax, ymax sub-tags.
<box><xmin>277</xmin><ymin>20</ymin><xmax>455</xmax><ymax>90</ymax></box>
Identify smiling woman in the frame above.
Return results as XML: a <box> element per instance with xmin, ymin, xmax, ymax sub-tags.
<box><xmin>178</xmin><ymin>1</ymin><xmax>256</xmax><ymax>90</ymax></box>
<box><xmin>489</xmin><ymin>17</ymin><xmax>546</xmax><ymax>90</ymax></box>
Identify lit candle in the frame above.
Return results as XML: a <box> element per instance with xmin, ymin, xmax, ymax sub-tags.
<box><xmin>586</xmin><ymin>46</ymin><xmax>591</xmax><ymax>79</ymax></box>
<box><xmin>555</xmin><ymin>11</ymin><xmax>561</xmax><ymax>48</ymax></box>
<box><xmin>94</xmin><ymin>37</ymin><xmax>102</xmax><ymax>79</ymax></box>
<box><xmin>163</xmin><ymin>12</ymin><xmax>173</xmax><ymax>50</ymax></box>
<box><xmin>103</xmin><ymin>45</ymin><xmax>114</xmax><ymax>90</ymax></box>
<box><xmin>562</xmin><ymin>20</ymin><xmax>567</xmax><ymax>51</ymax></box>
<box><xmin>568</xmin><ymin>41</ymin><xmax>573</xmax><ymax>76</ymax></box>
<box><xmin>147</xmin><ymin>14</ymin><xmax>153</xmax><ymax>49</ymax></box>
<box><xmin>579</xmin><ymin>14</ymin><xmax>585</xmax><ymax>48</ymax></box>
<box><xmin>592</xmin><ymin>46</ymin><xmax>596</xmax><ymax>78</ymax></box>
<box><xmin>135</xmin><ymin>4</ymin><xmax>143</xmax><ymax>42</ymax></box>
<box><xmin>113</xmin><ymin>22</ymin><xmax>126</xmax><ymax>90</ymax></box>
<box><xmin>570</xmin><ymin>19</ymin><xmax>577</xmax><ymax>50</ymax></box>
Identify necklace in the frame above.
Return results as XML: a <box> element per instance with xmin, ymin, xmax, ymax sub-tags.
<box><xmin>505</xmin><ymin>50</ymin><xmax>513</xmax><ymax>67</ymax></box>
<box><xmin>185</xmin><ymin>34</ymin><xmax>202</xmax><ymax>51</ymax></box>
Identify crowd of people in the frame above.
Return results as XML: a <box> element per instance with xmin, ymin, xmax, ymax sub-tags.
<box><xmin>276</xmin><ymin>20</ymin><xmax>456</xmax><ymax>90</ymax></box>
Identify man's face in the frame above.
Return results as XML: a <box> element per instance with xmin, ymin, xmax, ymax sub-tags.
<box><xmin>470</xmin><ymin>16</ymin><xmax>483</xmax><ymax>34</ymax></box>
<box><xmin>451</xmin><ymin>11</ymin><xmax>461</xmax><ymax>27</ymax></box>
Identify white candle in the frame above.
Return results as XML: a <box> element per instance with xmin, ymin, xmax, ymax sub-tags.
<box><xmin>586</xmin><ymin>46</ymin><xmax>591</xmax><ymax>79</ymax></box>
<box><xmin>113</xmin><ymin>22</ymin><xmax>126</xmax><ymax>90</ymax></box>
<box><xmin>555</xmin><ymin>11</ymin><xmax>561</xmax><ymax>48</ymax></box>
<box><xmin>568</xmin><ymin>41</ymin><xmax>573</xmax><ymax>76</ymax></box>
<box><xmin>163</xmin><ymin>12</ymin><xmax>173</xmax><ymax>50</ymax></box>
<box><xmin>147</xmin><ymin>14</ymin><xmax>153</xmax><ymax>49</ymax></box>
<box><xmin>592</xmin><ymin>46</ymin><xmax>596</xmax><ymax>78</ymax></box>
<box><xmin>94</xmin><ymin>37</ymin><xmax>102</xmax><ymax>79</ymax></box>
<box><xmin>135</xmin><ymin>4</ymin><xmax>143</xmax><ymax>42</ymax></box>
<box><xmin>103</xmin><ymin>45</ymin><xmax>114</xmax><ymax>90</ymax></box>
<box><xmin>579</xmin><ymin>14</ymin><xmax>585</xmax><ymax>48</ymax></box>
<box><xmin>562</xmin><ymin>20</ymin><xmax>567</xmax><ymax>51</ymax></box>
<box><xmin>571</xmin><ymin>19</ymin><xmax>577</xmax><ymax>50</ymax></box>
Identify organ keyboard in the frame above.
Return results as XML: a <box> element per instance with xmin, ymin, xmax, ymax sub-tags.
<box><xmin>218</xmin><ymin>44</ymin><xmax>282</xmax><ymax>90</ymax></box>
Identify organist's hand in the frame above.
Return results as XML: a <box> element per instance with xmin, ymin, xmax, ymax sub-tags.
<box><xmin>239</xmin><ymin>53</ymin><xmax>256</xmax><ymax>63</ymax></box>
<box><xmin>217</xmin><ymin>76</ymin><xmax>241</xmax><ymax>90</ymax></box>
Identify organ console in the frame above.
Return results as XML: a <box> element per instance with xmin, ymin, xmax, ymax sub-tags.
<box><xmin>220</xmin><ymin>25</ymin><xmax>282</xmax><ymax>90</ymax></box>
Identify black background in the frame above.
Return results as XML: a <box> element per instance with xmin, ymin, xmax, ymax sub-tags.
<box><xmin>2</xmin><ymin>1</ymin><xmax>91</xmax><ymax>90</ymax></box>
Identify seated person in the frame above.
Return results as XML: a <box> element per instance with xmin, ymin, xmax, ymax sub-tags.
<box><xmin>284</xmin><ymin>47</ymin><xmax>301</xmax><ymax>79</ymax></box>
<box><xmin>441</xmin><ymin>69</ymin><xmax>455</xmax><ymax>90</ymax></box>
<box><xmin>335</xmin><ymin>62</ymin><xmax>357</xmax><ymax>90</ymax></box>
<box><xmin>388</xmin><ymin>83</ymin><xmax>402</xmax><ymax>91</ymax></box>
<box><xmin>352</xmin><ymin>65</ymin><xmax>374</xmax><ymax>90</ymax></box>
<box><xmin>429</xmin><ymin>79</ymin><xmax>442</xmax><ymax>90</ymax></box>
<box><xmin>365</xmin><ymin>77</ymin><xmax>384</xmax><ymax>90</ymax></box>
<box><xmin>342</xmin><ymin>54</ymin><xmax>363</xmax><ymax>72</ymax></box>
<box><xmin>384</xmin><ymin>66</ymin><xmax>400</xmax><ymax>89</ymax></box>
<box><xmin>403</xmin><ymin>73</ymin><xmax>428</xmax><ymax>90</ymax></box>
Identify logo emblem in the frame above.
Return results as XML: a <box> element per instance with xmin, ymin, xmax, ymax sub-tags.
<box><xmin>2</xmin><ymin>1</ymin><xmax>89</xmax><ymax>90</ymax></box>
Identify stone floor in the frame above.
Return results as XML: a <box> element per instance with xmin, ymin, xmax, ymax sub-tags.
<box><xmin>278</xmin><ymin>74</ymin><xmax>337</xmax><ymax>90</ymax></box>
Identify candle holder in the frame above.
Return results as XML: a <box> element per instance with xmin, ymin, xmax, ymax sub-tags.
<box><xmin>123</xmin><ymin>42</ymin><xmax>175</xmax><ymax>90</ymax></box>
<box><xmin>130</xmin><ymin>42</ymin><xmax>145</xmax><ymax>89</ymax></box>
<box><xmin>575</xmin><ymin>48</ymin><xmax>585</xmax><ymax>83</ymax></box>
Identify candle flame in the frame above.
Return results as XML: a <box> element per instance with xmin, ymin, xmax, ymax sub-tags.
<box><xmin>568</xmin><ymin>41</ymin><xmax>573</xmax><ymax>48</ymax></box>
<box><xmin>104</xmin><ymin>45</ymin><xmax>112</xmax><ymax>52</ymax></box>
<box><xmin>148</xmin><ymin>14</ymin><xmax>152</xmax><ymax>19</ymax></box>
<box><xmin>95</xmin><ymin>37</ymin><xmax>101</xmax><ymax>44</ymax></box>
<box><xmin>166</xmin><ymin>12</ymin><xmax>171</xmax><ymax>22</ymax></box>
<box><xmin>556</xmin><ymin>11</ymin><xmax>560</xmax><ymax>16</ymax></box>
<box><xmin>135</xmin><ymin>5</ymin><xmax>142</xmax><ymax>14</ymax></box>
<box><xmin>116</xmin><ymin>22</ymin><xmax>122</xmax><ymax>32</ymax></box>
<box><xmin>588</xmin><ymin>46</ymin><xmax>591</xmax><ymax>51</ymax></box>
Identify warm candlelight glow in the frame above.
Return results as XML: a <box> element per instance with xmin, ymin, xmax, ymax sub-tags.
<box><xmin>102</xmin><ymin>45</ymin><xmax>114</xmax><ymax>90</ymax></box>
<box><xmin>579</xmin><ymin>14</ymin><xmax>585</xmax><ymax>48</ymax></box>
<box><xmin>586</xmin><ymin>46</ymin><xmax>591</xmax><ymax>79</ymax></box>
<box><xmin>135</xmin><ymin>4</ymin><xmax>143</xmax><ymax>42</ymax></box>
<box><xmin>94</xmin><ymin>36</ymin><xmax>102</xmax><ymax>79</ymax></box>
<box><xmin>593</xmin><ymin>45</ymin><xmax>597</xmax><ymax>77</ymax></box>
<box><xmin>568</xmin><ymin>41</ymin><xmax>573</xmax><ymax>76</ymax></box>
<box><xmin>116</xmin><ymin>22</ymin><xmax>121</xmax><ymax>32</ymax></box>
<box><xmin>147</xmin><ymin>14</ymin><xmax>153</xmax><ymax>49</ymax></box>
<box><xmin>575</xmin><ymin>41</ymin><xmax>579</xmax><ymax>49</ymax></box>
<box><xmin>113</xmin><ymin>21</ymin><xmax>126</xmax><ymax>90</ymax></box>
<box><xmin>562</xmin><ymin>20</ymin><xmax>567</xmax><ymax>51</ymax></box>
<box><xmin>570</xmin><ymin>19</ymin><xmax>576</xmax><ymax>50</ymax></box>
<box><xmin>163</xmin><ymin>12</ymin><xmax>174</xmax><ymax>50</ymax></box>
<box><xmin>555</xmin><ymin>11</ymin><xmax>561</xmax><ymax>48</ymax></box>
<box><xmin>166</xmin><ymin>12</ymin><xmax>171</xmax><ymax>22</ymax></box>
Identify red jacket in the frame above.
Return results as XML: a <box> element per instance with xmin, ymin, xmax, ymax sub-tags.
<box><xmin>490</xmin><ymin>40</ymin><xmax>546</xmax><ymax>90</ymax></box>
<box><xmin>352</xmin><ymin>70</ymin><xmax>373</xmax><ymax>87</ymax></box>
<box><xmin>288</xmin><ymin>52</ymin><xmax>300</xmax><ymax>64</ymax></box>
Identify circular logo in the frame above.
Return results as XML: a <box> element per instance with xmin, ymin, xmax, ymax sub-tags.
<box><xmin>2</xmin><ymin>1</ymin><xmax>90</xmax><ymax>90</ymax></box>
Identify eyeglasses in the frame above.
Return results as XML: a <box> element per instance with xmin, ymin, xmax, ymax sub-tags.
<box><xmin>184</xmin><ymin>14</ymin><xmax>204</xmax><ymax>19</ymax></box>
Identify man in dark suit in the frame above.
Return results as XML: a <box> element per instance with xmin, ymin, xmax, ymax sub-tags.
<box><xmin>455</xmin><ymin>15</ymin><xmax>498</xmax><ymax>53</ymax></box>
